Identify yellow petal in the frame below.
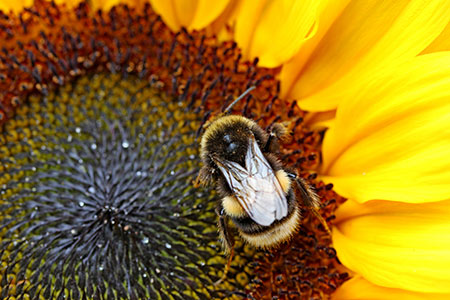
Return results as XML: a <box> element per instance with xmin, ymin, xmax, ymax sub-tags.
<box><xmin>333</xmin><ymin>199</ymin><xmax>450</xmax><ymax>293</ymax></box>
<box><xmin>189</xmin><ymin>0</ymin><xmax>231</xmax><ymax>30</ymax></box>
<box><xmin>91</xmin><ymin>0</ymin><xmax>124</xmax><ymax>11</ymax></box>
<box><xmin>304</xmin><ymin>110</ymin><xmax>336</xmax><ymax>129</ymax></box>
<box><xmin>149</xmin><ymin>0</ymin><xmax>232</xmax><ymax>32</ymax></box>
<box><xmin>333</xmin><ymin>276</ymin><xmax>450</xmax><ymax>300</ymax></box>
<box><xmin>149</xmin><ymin>0</ymin><xmax>194</xmax><ymax>31</ymax></box>
<box><xmin>234</xmin><ymin>0</ymin><xmax>319</xmax><ymax>68</ymax></box>
<box><xmin>284</xmin><ymin>0</ymin><xmax>450</xmax><ymax>112</ymax></box>
<box><xmin>53</xmin><ymin>0</ymin><xmax>83</xmax><ymax>7</ymax></box>
<box><xmin>421</xmin><ymin>21</ymin><xmax>450</xmax><ymax>54</ymax></box>
<box><xmin>0</xmin><ymin>0</ymin><xmax>33</xmax><ymax>13</ymax></box>
<box><xmin>208</xmin><ymin>0</ymin><xmax>242</xmax><ymax>41</ymax></box>
<box><xmin>321</xmin><ymin>52</ymin><xmax>450</xmax><ymax>203</ymax></box>
<box><xmin>280</xmin><ymin>0</ymin><xmax>351</xmax><ymax>98</ymax></box>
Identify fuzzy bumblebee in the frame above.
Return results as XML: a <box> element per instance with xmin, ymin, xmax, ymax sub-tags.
<box><xmin>196</xmin><ymin>88</ymin><xmax>329</xmax><ymax>284</ymax></box>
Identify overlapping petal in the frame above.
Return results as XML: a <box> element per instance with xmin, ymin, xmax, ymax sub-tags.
<box><xmin>333</xmin><ymin>276</ymin><xmax>450</xmax><ymax>300</ymax></box>
<box><xmin>333</xmin><ymin>199</ymin><xmax>450</xmax><ymax>293</ymax></box>
<box><xmin>0</xmin><ymin>0</ymin><xmax>33</xmax><ymax>13</ymax></box>
<box><xmin>91</xmin><ymin>0</ymin><xmax>123</xmax><ymax>11</ymax></box>
<box><xmin>279</xmin><ymin>0</ymin><xmax>350</xmax><ymax>99</ymax></box>
<box><xmin>422</xmin><ymin>21</ymin><xmax>450</xmax><ymax>54</ymax></box>
<box><xmin>148</xmin><ymin>0</ymin><xmax>232</xmax><ymax>31</ymax></box>
<box><xmin>321</xmin><ymin>52</ymin><xmax>450</xmax><ymax>203</ymax></box>
<box><xmin>282</xmin><ymin>0</ymin><xmax>450</xmax><ymax>112</ymax></box>
<box><xmin>233</xmin><ymin>0</ymin><xmax>319</xmax><ymax>67</ymax></box>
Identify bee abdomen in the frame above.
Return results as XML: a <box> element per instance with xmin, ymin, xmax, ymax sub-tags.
<box><xmin>233</xmin><ymin>205</ymin><xmax>301</xmax><ymax>249</ymax></box>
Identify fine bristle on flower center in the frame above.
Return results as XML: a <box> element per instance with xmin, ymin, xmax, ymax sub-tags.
<box><xmin>0</xmin><ymin>74</ymin><xmax>251</xmax><ymax>299</ymax></box>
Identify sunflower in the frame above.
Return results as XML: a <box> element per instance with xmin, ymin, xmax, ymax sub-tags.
<box><xmin>1</xmin><ymin>0</ymin><xmax>449</xmax><ymax>299</ymax></box>
<box><xmin>126</xmin><ymin>1</ymin><xmax>450</xmax><ymax>298</ymax></box>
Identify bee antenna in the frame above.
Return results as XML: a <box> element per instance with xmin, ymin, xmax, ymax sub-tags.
<box><xmin>196</xmin><ymin>110</ymin><xmax>211</xmax><ymax>138</ymax></box>
<box><xmin>200</xmin><ymin>86</ymin><xmax>256</xmax><ymax>135</ymax></box>
<box><xmin>223</xmin><ymin>86</ymin><xmax>256</xmax><ymax>114</ymax></box>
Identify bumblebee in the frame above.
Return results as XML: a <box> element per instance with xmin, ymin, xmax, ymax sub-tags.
<box><xmin>196</xmin><ymin>87</ymin><xmax>329</xmax><ymax>283</ymax></box>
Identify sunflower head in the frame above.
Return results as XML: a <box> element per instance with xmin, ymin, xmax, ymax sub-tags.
<box><xmin>0</xmin><ymin>1</ymin><xmax>350</xmax><ymax>299</ymax></box>
<box><xmin>1</xmin><ymin>72</ymin><xmax>233</xmax><ymax>299</ymax></box>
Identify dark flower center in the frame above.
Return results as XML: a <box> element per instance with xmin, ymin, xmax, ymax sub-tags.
<box><xmin>1</xmin><ymin>74</ymin><xmax>241</xmax><ymax>299</ymax></box>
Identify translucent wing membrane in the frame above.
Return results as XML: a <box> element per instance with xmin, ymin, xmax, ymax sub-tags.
<box><xmin>213</xmin><ymin>135</ymin><xmax>288</xmax><ymax>226</ymax></box>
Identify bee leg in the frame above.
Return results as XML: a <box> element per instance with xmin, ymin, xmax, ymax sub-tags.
<box><xmin>263</xmin><ymin>132</ymin><xmax>276</xmax><ymax>152</ymax></box>
<box><xmin>193</xmin><ymin>166</ymin><xmax>212</xmax><ymax>188</ymax></box>
<box><xmin>214</xmin><ymin>207</ymin><xmax>235</xmax><ymax>286</ymax></box>
<box><xmin>193</xmin><ymin>173</ymin><xmax>201</xmax><ymax>188</ymax></box>
<box><xmin>264</xmin><ymin>123</ymin><xmax>289</xmax><ymax>153</ymax></box>
<box><xmin>196</xmin><ymin>111</ymin><xmax>212</xmax><ymax>138</ymax></box>
<box><xmin>288</xmin><ymin>173</ymin><xmax>331</xmax><ymax>235</ymax></box>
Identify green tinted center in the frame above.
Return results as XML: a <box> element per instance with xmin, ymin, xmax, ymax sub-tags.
<box><xmin>0</xmin><ymin>74</ymin><xmax>250</xmax><ymax>299</ymax></box>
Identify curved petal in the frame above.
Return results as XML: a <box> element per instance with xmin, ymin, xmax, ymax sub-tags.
<box><xmin>149</xmin><ymin>0</ymin><xmax>195</xmax><ymax>30</ymax></box>
<box><xmin>333</xmin><ymin>276</ymin><xmax>450</xmax><ymax>300</ymax></box>
<box><xmin>91</xmin><ymin>0</ymin><xmax>124</xmax><ymax>11</ymax></box>
<box><xmin>189</xmin><ymin>0</ymin><xmax>231</xmax><ymax>30</ymax></box>
<box><xmin>234</xmin><ymin>0</ymin><xmax>319</xmax><ymax>68</ymax></box>
<box><xmin>284</xmin><ymin>0</ymin><xmax>450</xmax><ymax>112</ymax></box>
<box><xmin>0</xmin><ymin>0</ymin><xmax>33</xmax><ymax>13</ymax></box>
<box><xmin>207</xmin><ymin>0</ymin><xmax>242</xmax><ymax>40</ymax></box>
<box><xmin>321</xmin><ymin>52</ymin><xmax>450</xmax><ymax>203</ymax></box>
<box><xmin>421</xmin><ymin>21</ymin><xmax>450</xmax><ymax>54</ymax></box>
<box><xmin>280</xmin><ymin>0</ymin><xmax>351</xmax><ymax>98</ymax></box>
<box><xmin>54</xmin><ymin>0</ymin><xmax>84</xmax><ymax>7</ymax></box>
<box><xmin>333</xmin><ymin>199</ymin><xmax>450</xmax><ymax>294</ymax></box>
<box><xmin>149</xmin><ymin>0</ymin><xmax>232</xmax><ymax>31</ymax></box>
<box><xmin>304</xmin><ymin>110</ymin><xmax>336</xmax><ymax>129</ymax></box>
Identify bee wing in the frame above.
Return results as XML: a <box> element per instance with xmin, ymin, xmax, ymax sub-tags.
<box><xmin>213</xmin><ymin>135</ymin><xmax>288</xmax><ymax>226</ymax></box>
<box><xmin>245</xmin><ymin>135</ymin><xmax>288</xmax><ymax>223</ymax></box>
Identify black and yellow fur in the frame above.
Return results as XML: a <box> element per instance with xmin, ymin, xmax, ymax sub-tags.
<box><xmin>198</xmin><ymin>115</ymin><xmax>322</xmax><ymax>250</ymax></box>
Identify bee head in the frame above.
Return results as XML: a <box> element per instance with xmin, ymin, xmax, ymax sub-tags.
<box><xmin>197</xmin><ymin>86</ymin><xmax>256</xmax><ymax>137</ymax></box>
<box><xmin>223</xmin><ymin>133</ymin><xmax>238</xmax><ymax>154</ymax></box>
<box><xmin>201</xmin><ymin>115</ymin><xmax>255</xmax><ymax>170</ymax></box>
<box><xmin>199</xmin><ymin>86</ymin><xmax>258</xmax><ymax>174</ymax></box>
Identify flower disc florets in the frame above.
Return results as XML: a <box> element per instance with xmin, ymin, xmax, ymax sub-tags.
<box><xmin>0</xmin><ymin>74</ymin><xmax>236</xmax><ymax>299</ymax></box>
